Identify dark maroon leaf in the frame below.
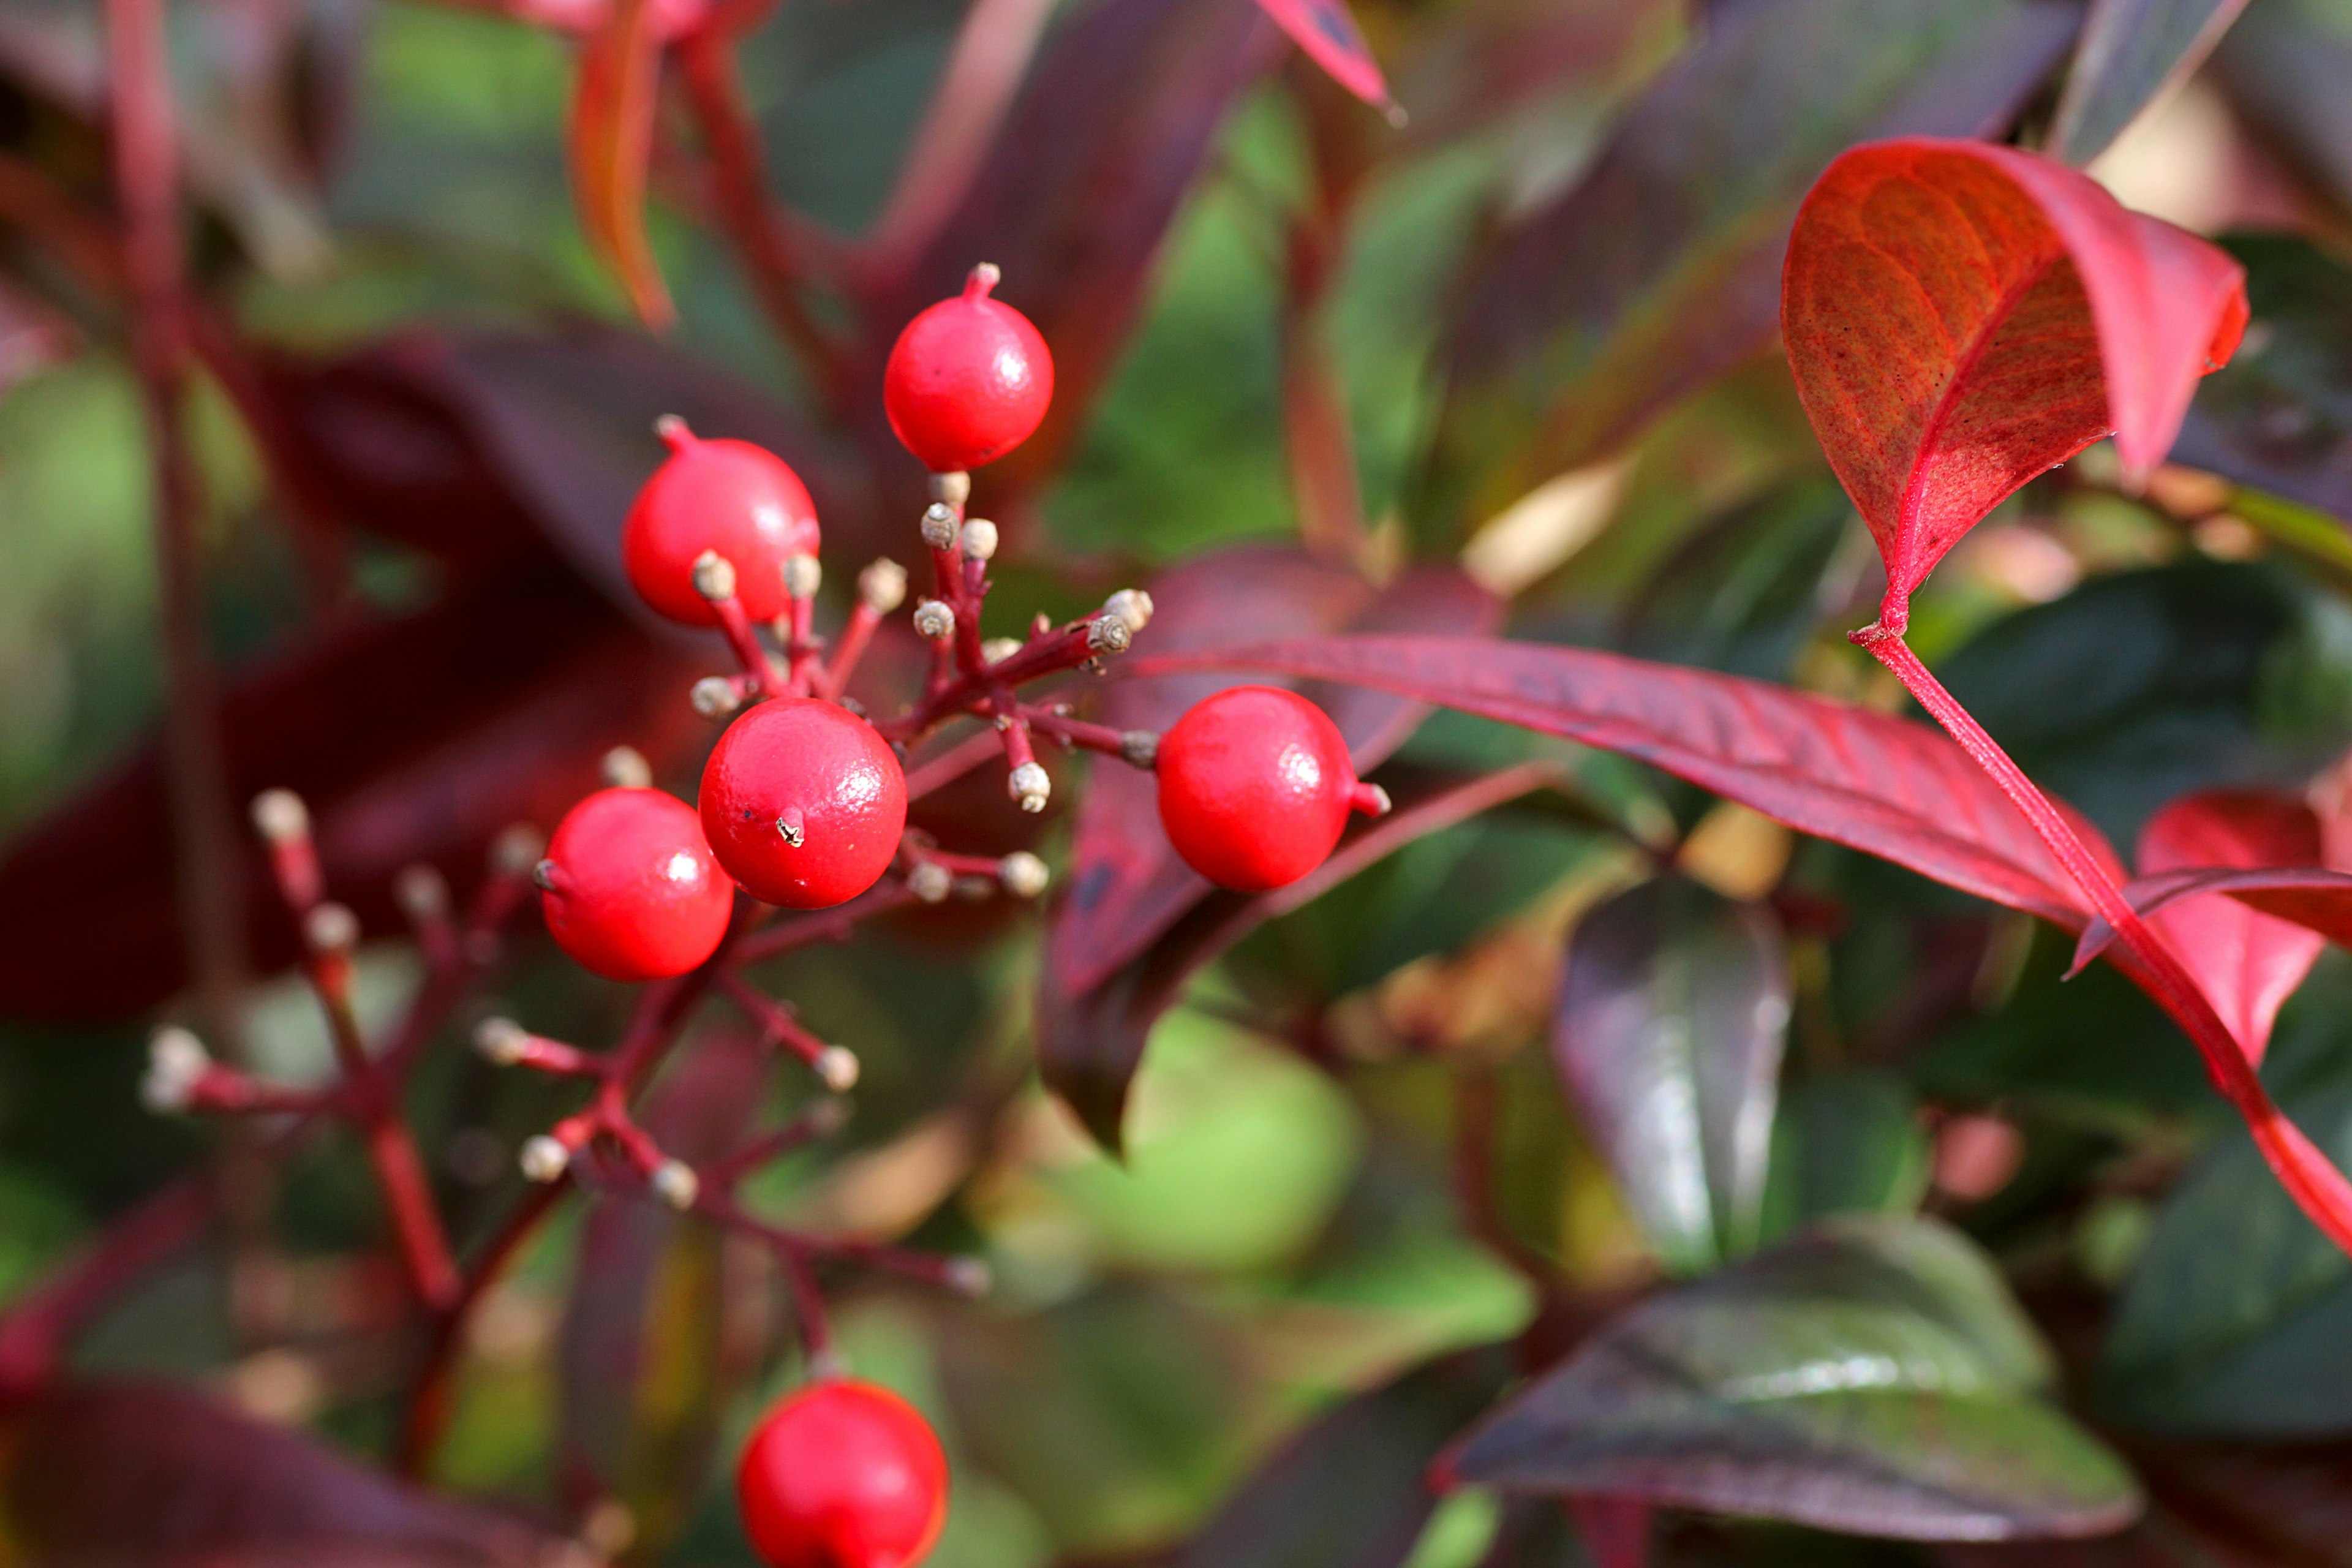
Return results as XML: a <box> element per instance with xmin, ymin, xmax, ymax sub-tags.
<box><xmin>1043</xmin><ymin>760</ymin><xmax>1561</xmax><ymax>1148</ymax></box>
<box><xmin>1554</xmin><ymin>876</ymin><xmax>1788</xmax><ymax>1275</ymax></box>
<box><xmin>858</xmin><ymin>0</ymin><xmax>1282</xmax><ymax>499</ymax></box>
<box><xmin>1442</xmin><ymin>1216</ymin><xmax>2141</xmax><ymax>1539</ymax></box>
<box><xmin>1174</xmin><ymin>1346</ymin><xmax>1516</xmax><ymax>1568</ymax></box>
<box><xmin>1121</xmin><ymin>634</ymin><xmax>2111</xmax><ymax>929</ymax></box>
<box><xmin>0</xmin><ymin>1378</ymin><xmax>559</xmax><ymax>1565</ymax></box>
<box><xmin>1419</xmin><ymin>0</ymin><xmax>2082</xmax><ymax>532</ymax></box>
<box><xmin>0</xmin><ymin>565</ymin><xmax>707</xmax><ymax>1022</ymax></box>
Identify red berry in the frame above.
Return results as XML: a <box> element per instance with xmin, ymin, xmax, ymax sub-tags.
<box><xmin>1156</xmin><ymin>686</ymin><xmax>1384</xmax><ymax>892</ymax></box>
<box><xmin>624</xmin><ymin>419</ymin><xmax>820</xmax><ymax>626</ymax></box>
<box><xmin>539</xmin><ymin>788</ymin><xmax>735</xmax><ymax>982</ymax></box>
<box><xmin>883</xmin><ymin>264</ymin><xmax>1053</xmax><ymax>474</ymax></box>
<box><xmin>701</xmin><ymin>699</ymin><xmax>908</xmax><ymax>910</ymax></box>
<box><xmin>737</xmin><ymin>1381</ymin><xmax>948</xmax><ymax>1568</ymax></box>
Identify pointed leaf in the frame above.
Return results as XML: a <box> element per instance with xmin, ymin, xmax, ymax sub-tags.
<box><xmin>1784</xmin><ymin>138</ymin><xmax>2248</xmax><ymax>612</ymax></box>
<box><xmin>1253</xmin><ymin>0</ymin><xmax>1394</xmax><ymax>113</ymax></box>
<box><xmin>0</xmin><ymin>1379</ymin><xmax>559</xmax><ymax>1564</ymax></box>
<box><xmin>2212</xmin><ymin>0</ymin><xmax>2352</xmax><ymax>215</ymax></box>
<box><xmin>1553</xmin><ymin>875</ymin><xmax>1789</xmax><ymax>1274</ymax></box>
<box><xmin>1423</xmin><ymin>0</ymin><xmax>2081</xmax><ymax>529</ymax></box>
<box><xmin>1446</xmin><ymin>1215</ymin><xmax>2141</xmax><ymax>1539</ymax></box>
<box><xmin>2047</xmin><ymin>0</ymin><xmax>2254</xmax><ymax>165</ymax></box>
<box><xmin>2133</xmin><ymin>790</ymin><xmax>2328</xmax><ymax>1063</ymax></box>
<box><xmin>1122</xmin><ymin>635</ymin><xmax>2113</xmax><ymax>929</ymax></box>
<box><xmin>2070</xmin><ymin>866</ymin><xmax>2352</xmax><ymax>978</ymax></box>
<box><xmin>569</xmin><ymin>0</ymin><xmax>673</xmax><ymax>328</ymax></box>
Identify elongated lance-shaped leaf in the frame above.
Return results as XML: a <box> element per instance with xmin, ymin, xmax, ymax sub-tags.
<box><xmin>568</xmin><ymin>0</ymin><xmax>671</xmax><ymax>328</ymax></box>
<box><xmin>2046</xmin><ymin>0</ymin><xmax>2254</xmax><ymax>165</ymax></box>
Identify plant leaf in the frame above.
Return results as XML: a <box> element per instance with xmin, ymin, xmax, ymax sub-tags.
<box><xmin>2212</xmin><ymin>0</ymin><xmax>2352</xmax><ymax>216</ymax></box>
<box><xmin>1444</xmin><ymin>1215</ymin><xmax>2142</xmax><ymax>1540</ymax></box>
<box><xmin>1553</xmin><ymin>875</ymin><xmax>1790</xmax><ymax>1274</ymax></box>
<box><xmin>2131</xmin><ymin>790</ymin><xmax>2329</xmax><ymax>1063</ymax></box>
<box><xmin>2074</xmin><ymin>867</ymin><xmax>2352</xmax><ymax>981</ymax></box>
<box><xmin>1422</xmin><ymin>0</ymin><xmax>2081</xmax><ymax>532</ymax></box>
<box><xmin>1783</xmin><ymin>137</ymin><xmax>2248</xmax><ymax>614</ymax></box>
<box><xmin>1121</xmin><ymin>634</ymin><xmax>2112</xmax><ymax>929</ymax></box>
<box><xmin>569</xmin><ymin>0</ymin><xmax>673</xmax><ymax>328</ymax></box>
<box><xmin>0</xmin><ymin>1378</ymin><xmax>559</xmax><ymax>1564</ymax></box>
<box><xmin>2046</xmin><ymin>0</ymin><xmax>2254</xmax><ymax>165</ymax></box>
<box><xmin>1253</xmin><ymin>0</ymin><xmax>1395</xmax><ymax>113</ymax></box>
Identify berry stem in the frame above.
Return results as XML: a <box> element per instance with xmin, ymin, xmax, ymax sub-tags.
<box><xmin>818</xmin><ymin>600</ymin><xmax>882</xmax><ymax>701</ymax></box>
<box><xmin>1858</xmin><ymin>624</ymin><xmax>2352</xmax><ymax>1253</ymax></box>
<box><xmin>709</xmin><ymin>591</ymin><xmax>787</xmax><ymax>699</ymax></box>
<box><xmin>1020</xmin><ymin>704</ymin><xmax>1145</xmax><ymax>763</ymax></box>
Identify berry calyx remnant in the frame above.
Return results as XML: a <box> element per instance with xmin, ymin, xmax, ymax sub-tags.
<box><xmin>883</xmin><ymin>264</ymin><xmax>1054</xmax><ymax>475</ymax></box>
<box><xmin>536</xmin><ymin>787</ymin><xmax>737</xmax><ymax>982</ymax></box>
<box><xmin>736</xmin><ymin>1380</ymin><xmax>949</xmax><ymax>1568</ymax></box>
<box><xmin>1155</xmin><ymin>685</ymin><xmax>1389</xmax><ymax>892</ymax></box>
<box><xmin>624</xmin><ymin>418</ymin><xmax>821</xmax><ymax>626</ymax></box>
<box><xmin>701</xmin><ymin>699</ymin><xmax>908</xmax><ymax>909</ymax></box>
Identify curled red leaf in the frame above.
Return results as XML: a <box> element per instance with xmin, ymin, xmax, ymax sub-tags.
<box><xmin>570</xmin><ymin>0</ymin><xmax>674</xmax><ymax>328</ymax></box>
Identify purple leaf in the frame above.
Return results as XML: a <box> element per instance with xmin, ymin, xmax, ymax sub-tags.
<box><xmin>2046</xmin><ymin>0</ymin><xmax>2253</xmax><ymax>165</ymax></box>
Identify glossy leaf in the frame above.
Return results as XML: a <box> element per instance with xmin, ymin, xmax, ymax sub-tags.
<box><xmin>1445</xmin><ymin>1215</ymin><xmax>2142</xmax><ymax>1539</ymax></box>
<box><xmin>2046</xmin><ymin>0</ymin><xmax>2253</xmax><ymax>165</ymax></box>
<box><xmin>1122</xmin><ymin>634</ymin><xmax>2112</xmax><ymax>929</ymax></box>
<box><xmin>1784</xmin><ymin>138</ymin><xmax>2248</xmax><ymax>616</ymax></box>
<box><xmin>1423</xmin><ymin>0</ymin><xmax>2081</xmax><ymax>530</ymax></box>
<box><xmin>2101</xmin><ymin>1072</ymin><xmax>2352</xmax><ymax>1437</ymax></box>
<box><xmin>1253</xmin><ymin>0</ymin><xmax>1394</xmax><ymax>114</ymax></box>
<box><xmin>568</xmin><ymin>0</ymin><xmax>672</xmax><ymax>328</ymax></box>
<box><xmin>2174</xmin><ymin>235</ymin><xmax>2352</xmax><ymax>524</ymax></box>
<box><xmin>1553</xmin><ymin>875</ymin><xmax>1790</xmax><ymax>1274</ymax></box>
<box><xmin>0</xmin><ymin>1378</ymin><xmax>558</xmax><ymax>1564</ymax></box>
<box><xmin>1762</xmin><ymin>1072</ymin><xmax>1932</xmax><ymax>1239</ymax></box>
<box><xmin>2132</xmin><ymin>790</ymin><xmax>2329</xmax><ymax>1063</ymax></box>
<box><xmin>1175</xmin><ymin>1346</ymin><xmax>1515</xmax><ymax>1568</ymax></box>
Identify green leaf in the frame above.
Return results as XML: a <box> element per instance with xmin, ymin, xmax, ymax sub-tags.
<box><xmin>1447</xmin><ymin>1215</ymin><xmax>2142</xmax><ymax>1540</ymax></box>
<box><xmin>1761</xmin><ymin>1072</ymin><xmax>1932</xmax><ymax>1240</ymax></box>
<box><xmin>1553</xmin><ymin>875</ymin><xmax>1790</xmax><ymax>1275</ymax></box>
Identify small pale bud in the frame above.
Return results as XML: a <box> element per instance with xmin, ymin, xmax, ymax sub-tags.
<box><xmin>1009</xmin><ymin>762</ymin><xmax>1052</xmax><ymax>813</ymax></box>
<box><xmin>943</xmin><ymin>1256</ymin><xmax>993</xmax><ymax>1297</ymax></box>
<box><xmin>393</xmin><ymin>864</ymin><xmax>450</xmax><ymax>924</ymax></box>
<box><xmin>142</xmin><ymin>1027</ymin><xmax>210</xmax><ymax>1113</ymax></box>
<box><xmin>782</xmin><ymin>553</ymin><xmax>822</xmax><ymax>600</ymax></box>
<box><xmin>981</xmin><ymin>637</ymin><xmax>1022</xmax><ymax>666</ymax></box>
<box><xmin>859</xmin><ymin>558</ymin><xmax>908</xmax><ymax>612</ymax></box>
<box><xmin>1086</xmin><ymin>616</ymin><xmax>1131</xmax><ymax>655</ymax></box>
<box><xmin>654</xmin><ymin>413</ymin><xmax>692</xmax><ymax>448</ymax></box>
<box><xmin>908</xmin><ymin>861</ymin><xmax>953</xmax><ymax>904</ymax></box>
<box><xmin>1357</xmin><ymin>782</ymin><xmax>1394</xmax><ymax>817</ymax></box>
<box><xmin>531</xmin><ymin>858</ymin><xmax>560</xmax><ymax>892</ymax></box>
<box><xmin>913</xmin><ymin>599</ymin><xmax>956</xmax><ymax>641</ymax></box>
<box><xmin>775</xmin><ymin>808</ymin><xmax>805</xmax><ymax>848</ymax></box>
<box><xmin>920</xmin><ymin>503</ymin><xmax>959</xmax><ymax>551</ymax></box>
<box><xmin>490</xmin><ymin>824</ymin><xmax>545</xmax><ymax>876</ymax></box>
<box><xmin>816</xmin><ymin>1046</ymin><xmax>861</xmax><ymax>1092</ymax></box>
<box><xmin>250</xmin><ymin>788</ymin><xmax>309</xmax><ymax>844</ymax></box>
<box><xmin>650</xmin><ymin>1159</ymin><xmax>699</xmax><ymax>1211</ymax></box>
<box><xmin>691</xmin><ymin>677</ymin><xmax>742</xmax><ymax>718</ymax></box>
<box><xmin>304</xmin><ymin>902</ymin><xmax>360</xmax><ymax>956</ymax></box>
<box><xmin>929</xmin><ymin>470</ymin><xmax>971</xmax><ymax>508</ymax></box>
<box><xmin>998</xmin><ymin>851</ymin><xmax>1049</xmax><ymax>899</ymax></box>
<box><xmin>960</xmin><ymin>519</ymin><xmax>998</xmax><ymax>561</ymax></box>
<box><xmin>1102</xmin><ymin>589</ymin><xmax>1155</xmax><ymax>635</ymax></box>
<box><xmin>474</xmin><ymin>1017</ymin><xmax>528</xmax><ymax>1066</ymax></box>
<box><xmin>690</xmin><ymin>549</ymin><xmax>737</xmax><ymax>601</ymax></box>
<box><xmin>807</xmin><ymin>1095</ymin><xmax>853</xmax><ymax>1136</ymax></box>
<box><xmin>519</xmin><ymin>1135</ymin><xmax>571</xmax><ymax>1183</ymax></box>
<box><xmin>601</xmin><ymin>745</ymin><xmax>652</xmax><ymax>790</ymax></box>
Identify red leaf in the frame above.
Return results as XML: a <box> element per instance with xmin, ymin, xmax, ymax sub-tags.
<box><xmin>1569</xmin><ymin>1497</ymin><xmax>1654</xmax><ymax>1568</ymax></box>
<box><xmin>1782</xmin><ymin>138</ymin><xmax>2247</xmax><ymax>619</ymax></box>
<box><xmin>0</xmin><ymin>1379</ymin><xmax>558</xmax><ymax>1564</ymax></box>
<box><xmin>1252</xmin><ymin>0</ymin><xmax>1395</xmax><ymax>116</ymax></box>
<box><xmin>1120</xmin><ymin>633</ymin><xmax>2118</xmax><ymax>929</ymax></box>
<box><xmin>2132</xmin><ymin>790</ymin><xmax>2328</xmax><ymax>1063</ymax></box>
<box><xmin>2069</xmin><ymin>865</ymin><xmax>2352</xmax><ymax>977</ymax></box>
<box><xmin>570</xmin><ymin>0</ymin><xmax>673</xmax><ymax>329</ymax></box>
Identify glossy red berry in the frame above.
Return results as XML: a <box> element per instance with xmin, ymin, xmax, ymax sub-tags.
<box><xmin>1156</xmin><ymin>686</ymin><xmax>1385</xmax><ymax>892</ymax></box>
<box><xmin>736</xmin><ymin>1381</ymin><xmax>948</xmax><ymax>1568</ymax></box>
<box><xmin>701</xmin><ymin>699</ymin><xmax>908</xmax><ymax>910</ymax></box>
<box><xmin>883</xmin><ymin>264</ymin><xmax>1054</xmax><ymax>473</ymax></box>
<box><xmin>624</xmin><ymin>419</ymin><xmax>820</xmax><ymax>626</ymax></box>
<box><xmin>538</xmin><ymin>788</ymin><xmax>736</xmax><ymax>982</ymax></box>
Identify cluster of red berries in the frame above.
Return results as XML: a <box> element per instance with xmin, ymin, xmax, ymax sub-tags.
<box><xmin>525</xmin><ymin>264</ymin><xmax>1388</xmax><ymax>1567</ymax></box>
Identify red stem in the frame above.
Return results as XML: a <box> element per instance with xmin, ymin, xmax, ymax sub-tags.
<box><xmin>1861</xmin><ymin>628</ymin><xmax>2352</xmax><ymax>1251</ymax></box>
<box><xmin>818</xmin><ymin>601</ymin><xmax>883</xmax><ymax>701</ymax></box>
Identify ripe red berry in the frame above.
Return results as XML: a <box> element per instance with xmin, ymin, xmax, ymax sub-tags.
<box><xmin>701</xmin><ymin>699</ymin><xmax>908</xmax><ymax>910</ymax></box>
<box><xmin>538</xmin><ymin>787</ymin><xmax>736</xmax><ymax>982</ymax></box>
<box><xmin>736</xmin><ymin>1380</ymin><xmax>948</xmax><ymax>1568</ymax></box>
<box><xmin>883</xmin><ymin>264</ymin><xmax>1054</xmax><ymax>474</ymax></box>
<box><xmin>624</xmin><ymin>418</ymin><xmax>820</xmax><ymax>626</ymax></box>
<box><xmin>1156</xmin><ymin>686</ymin><xmax>1387</xmax><ymax>892</ymax></box>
